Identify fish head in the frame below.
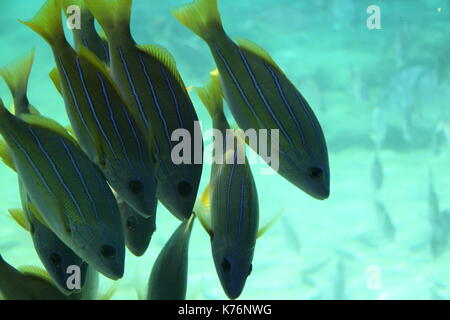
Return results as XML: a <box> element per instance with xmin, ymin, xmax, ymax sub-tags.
<box><xmin>118</xmin><ymin>199</ymin><xmax>156</xmax><ymax>257</ymax></box>
<box><xmin>155</xmin><ymin>165</ymin><xmax>202</xmax><ymax>220</ymax></box>
<box><xmin>289</xmin><ymin>153</ymin><xmax>330</xmax><ymax>200</ymax></box>
<box><xmin>69</xmin><ymin>221</ymin><xmax>125</xmax><ymax>281</ymax></box>
<box><xmin>31</xmin><ymin>223</ymin><xmax>89</xmax><ymax>294</ymax></box>
<box><xmin>212</xmin><ymin>240</ymin><xmax>254</xmax><ymax>300</ymax></box>
<box><xmin>109</xmin><ymin>165</ymin><xmax>158</xmax><ymax>219</ymax></box>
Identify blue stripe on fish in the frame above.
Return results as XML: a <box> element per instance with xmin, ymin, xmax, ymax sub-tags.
<box><xmin>264</xmin><ymin>62</ymin><xmax>305</xmax><ymax>147</ymax></box>
<box><xmin>57</xmin><ymin>56</ymin><xmax>93</xmax><ymax>143</ymax></box>
<box><xmin>7</xmin><ymin>133</ymin><xmax>54</xmax><ymax>198</ymax></box>
<box><xmin>225</xmin><ymin>149</ymin><xmax>238</xmax><ymax>235</ymax></box>
<box><xmin>74</xmin><ymin>57</ymin><xmax>117</xmax><ymax>158</ymax></box>
<box><xmin>96</xmin><ymin>72</ymin><xmax>131</xmax><ymax>166</ymax></box>
<box><xmin>160</xmin><ymin>66</ymin><xmax>184</xmax><ymax>128</ymax></box>
<box><xmin>118</xmin><ymin>47</ymin><xmax>148</xmax><ymax>129</ymax></box>
<box><xmin>28</xmin><ymin>128</ymin><xmax>86</xmax><ymax>224</ymax></box>
<box><xmin>237</xmin><ymin>49</ymin><xmax>294</xmax><ymax>146</ymax></box>
<box><xmin>137</xmin><ymin>52</ymin><xmax>172</xmax><ymax>149</ymax></box>
<box><xmin>60</xmin><ymin>137</ymin><xmax>99</xmax><ymax>223</ymax></box>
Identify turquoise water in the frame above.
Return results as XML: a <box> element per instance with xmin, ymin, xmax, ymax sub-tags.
<box><xmin>0</xmin><ymin>0</ymin><xmax>449</xmax><ymax>299</ymax></box>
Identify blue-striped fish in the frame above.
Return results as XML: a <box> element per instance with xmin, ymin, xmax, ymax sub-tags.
<box><xmin>195</xmin><ymin>71</ymin><xmax>258</xmax><ymax>300</ymax></box>
<box><xmin>61</xmin><ymin>0</ymin><xmax>110</xmax><ymax>63</ymax></box>
<box><xmin>172</xmin><ymin>0</ymin><xmax>330</xmax><ymax>200</ymax></box>
<box><xmin>116</xmin><ymin>192</ymin><xmax>155</xmax><ymax>257</ymax></box>
<box><xmin>146</xmin><ymin>215</ymin><xmax>195</xmax><ymax>300</ymax></box>
<box><xmin>21</xmin><ymin>0</ymin><xmax>158</xmax><ymax>218</ymax></box>
<box><xmin>0</xmin><ymin>98</ymin><xmax>125</xmax><ymax>280</ymax></box>
<box><xmin>0</xmin><ymin>256</ymin><xmax>68</xmax><ymax>300</ymax></box>
<box><xmin>0</xmin><ymin>48</ymin><xmax>91</xmax><ymax>295</ymax></box>
<box><xmin>85</xmin><ymin>0</ymin><xmax>203</xmax><ymax>220</ymax></box>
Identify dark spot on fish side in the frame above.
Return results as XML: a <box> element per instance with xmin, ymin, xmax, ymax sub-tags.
<box><xmin>29</xmin><ymin>223</ymin><xmax>35</xmax><ymax>234</ymax></box>
<box><xmin>309</xmin><ymin>166</ymin><xmax>323</xmax><ymax>180</ymax></box>
<box><xmin>177</xmin><ymin>181</ymin><xmax>193</xmax><ymax>197</ymax></box>
<box><xmin>50</xmin><ymin>253</ymin><xmax>62</xmax><ymax>268</ymax></box>
<box><xmin>221</xmin><ymin>258</ymin><xmax>231</xmax><ymax>274</ymax></box>
<box><xmin>100</xmin><ymin>245</ymin><xmax>116</xmax><ymax>259</ymax></box>
<box><xmin>126</xmin><ymin>216</ymin><xmax>137</xmax><ymax>231</ymax></box>
<box><xmin>129</xmin><ymin>180</ymin><xmax>143</xmax><ymax>194</ymax></box>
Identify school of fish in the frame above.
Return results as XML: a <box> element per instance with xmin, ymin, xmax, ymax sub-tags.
<box><xmin>0</xmin><ymin>0</ymin><xmax>329</xmax><ymax>300</ymax></box>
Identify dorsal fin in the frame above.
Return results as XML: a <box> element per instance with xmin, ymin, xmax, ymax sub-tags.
<box><xmin>19</xmin><ymin>114</ymin><xmax>75</xmax><ymax>143</ymax></box>
<box><xmin>0</xmin><ymin>138</ymin><xmax>16</xmax><ymax>171</ymax></box>
<box><xmin>8</xmin><ymin>208</ymin><xmax>31</xmax><ymax>232</ymax></box>
<box><xmin>49</xmin><ymin>68</ymin><xmax>62</xmax><ymax>95</ymax></box>
<box><xmin>235</xmin><ymin>37</ymin><xmax>279</xmax><ymax>70</ymax></box>
<box><xmin>19</xmin><ymin>265</ymin><xmax>54</xmax><ymax>284</ymax></box>
<box><xmin>137</xmin><ymin>44</ymin><xmax>188</xmax><ymax>93</ymax></box>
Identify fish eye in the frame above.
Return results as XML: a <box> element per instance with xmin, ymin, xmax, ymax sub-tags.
<box><xmin>129</xmin><ymin>180</ymin><xmax>143</xmax><ymax>194</ymax></box>
<box><xmin>126</xmin><ymin>216</ymin><xmax>137</xmax><ymax>231</ymax></box>
<box><xmin>50</xmin><ymin>253</ymin><xmax>62</xmax><ymax>268</ymax></box>
<box><xmin>248</xmin><ymin>264</ymin><xmax>253</xmax><ymax>276</ymax></box>
<box><xmin>221</xmin><ymin>257</ymin><xmax>231</xmax><ymax>274</ymax></box>
<box><xmin>100</xmin><ymin>245</ymin><xmax>116</xmax><ymax>259</ymax></box>
<box><xmin>308</xmin><ymin>166</ymin><xmax>323</xmax><ymax>180</ymax></box>
<box><xmin>177</xmin><ymin>181</ymin><xmax>193</xmax><ymax>197</ymax></box>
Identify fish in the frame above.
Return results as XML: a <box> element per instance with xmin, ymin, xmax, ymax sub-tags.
<box><xmin>116</xmin><ymin>193</ymin><xmax>155</xmax><ymax>257</ymax></box>
<box><xmin>0</xmin><ymin>48</ymin><xmax>91</xmax><ymax>295</ymax></box>
<box><xmin>0</xmin><ymin>255</ymin><xmax>68</xmax><ymax>300</ymax></box>
<box><xmin>370</xmin><ymin>151</ymin><xmax>384</xmax><ymax>192</ymax></box>
<box><xmin>172</xmin><ymin>0</ymin><xmax>330</xmax><ymax>200</ymax></box>
<box><xmin>21</xmin><ymin>0</ymin><xmax>158</xmax><ymax>218</ymax></box>
<box><xmin>84</xmin><ymin>0</ymin><xmax>203</xmax><ymax>220</ymax></box>
<box><xmin>373</xmin><ymin>199</ymin><xmax>396</xmax><ymax>242</ymax></box>
<box><xmin>146</xmin><ymin>215</ymin><xmax>195</xmax><ymax>300</ymax></box>
<box><xmin>0</xmin><ymin>98</ymin><xmax>125</xmax><ymax>280</ymax></box>
<box><xmin>194</xmin><ymin>70</ymin><xmax>259</xmax><ymax>300</ymax></box>
<box><xmin>61</xmin><ymin>0</ymin><xmax>110</xmax><ymax>63</ymax></box>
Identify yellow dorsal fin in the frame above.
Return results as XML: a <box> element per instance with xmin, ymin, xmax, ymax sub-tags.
<box><xmin>28</xmin><ymin>202</ymin><xmax>50</xmax><ymax>229</ymax></box>
<box><xmin>77</xmin><ymin>46</ymin><xmax>121</xmax><ymax>98</ymax></box>
<box><xmin>257</xmin><ymin>208</ymin><xmax>283</xmax><ymax>239</ymax></box>
<box><xmin>193</xmin><ymin>184</ymin><xmax>212</xmax><ymax>236</ymax></box>
<box><xmin>235</xmin><ymin>37</ymin><xmax>279</xmax><ymax>70</ymax></box>
<box><xmin>19</xmin><ymin>114</ymin><xmax>75</xmax><ymax>143</ymax></box>
<box><xmin>19</xmin><ymin>265</ymin><xmax>54</xmax><ymax>283</ymax></box>
<box><xmin>0</xmin><ymin>48</ymin><xmax>35</xmax><ymax>102</ymax></box>
<box><xmin>8</xmin><ymin>208</ymin><xmax>31</xmax><ymax>232</ymax></box>
<box><xmin>137</xmin><ymin>44</ymin><xmax>188</xmax><ymax>93</ymax></box>
<box><xmin>98</xmin><ymin>281</ymin><xmax>120</xmax><ymax>300</ymax></box>
<box><xmin>49</xmin><ymin>68</ymin><xmax>62</xmax><ymax>95</ymax></box>
<box><xmin>195</xmin><ymin>69</ymin><xmax>223</xmax><ymax>118</ymax></box>
<box><xmin>0</xmin><ymin>138</ymin><xmax>16</xmax><ymax>171</ymax></box>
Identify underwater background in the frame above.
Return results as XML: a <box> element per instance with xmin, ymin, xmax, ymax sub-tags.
<box><xmin>0</xmin><ymin>0</ymin><xmax>450</xmax><ymax>299</ymax></box>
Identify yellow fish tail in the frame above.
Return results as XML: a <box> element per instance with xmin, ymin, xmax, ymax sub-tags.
<box><xmin>19</xmin><ymin>0</ymin><xmax>65</xmax><ymax>47</ymax></box>
<box><xmin>171</xmin><ymin>0</ymin><xmax>224</xmax><ymax>42</ymax></box>
<box><xmin>195</xmin><ymin>69</ymin><xmax>223</xmax><ymax>118</ymax></box>
<box><xmin>84</xmin><ymin>0</ymin><xmax>131</xmax><ymax>37</ymax></box>
<box><xmin>0</xmin><ymin>49</ymin><xmax>35</xmax><ymax>111</ymax></box>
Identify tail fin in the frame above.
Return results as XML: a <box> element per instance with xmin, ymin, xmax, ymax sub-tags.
<box><xmin>0</xmin><ymin>49</ymin><xmax>35</xmax><ymax>114</ymax></box>
<box><xmin>171</xmin><ymin>0</ymin><xmax>224</xmax><ymax>41</ymax></box>
<box><xmin>195</xmin><ymin>69</ymin><xmax>223</xmax><ymax>118</ymax></box>
<box><xmin>84</xmin><ymin>0</ymin><xmax>131</xmax><ymax>38</ymax></box>
<box><xmin>19</xmin><ymin>0</ymin><xmax>66</xmax><ymax>47</ymax></box>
